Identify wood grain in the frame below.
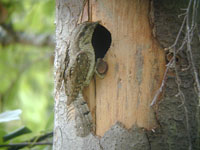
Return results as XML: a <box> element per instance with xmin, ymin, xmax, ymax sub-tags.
<box><xmin>83</xmin><ymin>0</ymin><xmax>166</xmax><ymax>137</ymax></box>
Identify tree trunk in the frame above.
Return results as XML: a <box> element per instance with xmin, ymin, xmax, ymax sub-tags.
<box><xmin>53</xmin><ymin>0</ymin><xmax>200</xmax><ymax>150</ymax></box>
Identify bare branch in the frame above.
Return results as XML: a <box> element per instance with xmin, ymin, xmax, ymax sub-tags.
<box><xmin>186</xmin><ymin>0</ymin><xmax>200</xmax><ymax>102</ymax></box>
<box><xmin>151</xmin><ymin>0</ymin><xmax>200</xmax><ymax>149</ymax></box>
<box><xmin>151</xmin><ymin>0</ymin><xmax>200</xmax><ymax>107</ymax></box>
<box><xmin>150</xmin><ymin>60</ymin><xmax>172</xmax><ymax>106</ymax></box>
<box><xmin>0</xmin><ymin>142</ymin><xmax>52</xmax><ymax>148</ymax></box>
<box><xmin>0</xmin><ymin>24</ymin><xmax>55</xmax><ymax>47</ymax></box>
<box><xmin>7</xmin><ymin>132</ymin><xmax>53</xmax><ymax>150</ymax></box>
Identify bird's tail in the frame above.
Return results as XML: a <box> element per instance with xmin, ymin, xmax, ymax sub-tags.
<box><xmin>73</xmin><ymin>92</ymin><xmax>93</xmax><ymax>137</ymax></box>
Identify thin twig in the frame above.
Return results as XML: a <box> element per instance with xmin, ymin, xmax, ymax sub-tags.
<box><xmin>0</xmin><ymin>24</ymin><xmax>55</xmax><ymax>47</ymax></box>
<box><xmin>7</xmin><ymin>132</ymin><xmax>53</xmax><ymax>150</ymax></box>
<box><xmin>0</xmin><ymin>142</ymin><xmax>52</xmax><ymax>148</ymax></box>
<box><xmin>150</xmin><ymin>0</ymin><xmax>200</xmax><ymax>106</ymax></box>
<box><xmin>150</xmin><ymin>4</ymin><xmax>189</xmax><ymax>106</ymax></box>
<box><xmin>174</xmin><ymin>1</ymin><xmax>194</xmax><ymax>149</ymax></box>
<box><xmin>168</xmin><ymin>15</ymin><xmax>187</xmax><ymax>50</ymax></box>
<box><xmin>187</xmin><ymin>0</ymin><xmax>200</xmax><ymax>102</ymax></box>
<box><xmin>150</xmin><ymin>59</ymin><xmax>172</xmax><ymax>106</ymax></box>
<box><xmin>150</xmin><ymin>17</ymin><xmax>187</xmax><ymax>106</ymax></box>
<box><xmin>150</xmin><ymin>0</ymin><xmax>199</xmax><ymax>149</ymax></box>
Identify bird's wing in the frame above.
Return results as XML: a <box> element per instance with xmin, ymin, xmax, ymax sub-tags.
<box><xmin>65</xmin><ymin>52</ymin><xmax>90</xmax><ymax>105</ymax></box>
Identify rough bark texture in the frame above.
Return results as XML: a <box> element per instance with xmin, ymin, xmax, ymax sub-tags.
<box><xmin>53</xmin><ymin>0</ymin><xmax>87</xmax><ymax>149</ymax></box>
<box><xmin>54</xmin><ymin>0</ymin><xmax>157</xmax><ymax>149</ymax></box>
<box><xmin>147</xmin><ymin>0</ymin><xmax>200</xmax><ymax>150</ymax></box>
<box><xmin>54</xmin><ymin>0</ymin><xmax>200</xmax><ymax>149</ymax></box>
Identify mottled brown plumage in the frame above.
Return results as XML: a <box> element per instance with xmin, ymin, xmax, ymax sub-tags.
<box><xmin>64</xmin><ymin>22</ymin><xmax>98</xmax><ymax>105</ymax></box>
<box><xmin>63</xmin><ymin>22</ymin><xmax>99</xmax><ymax>137</ymax></box>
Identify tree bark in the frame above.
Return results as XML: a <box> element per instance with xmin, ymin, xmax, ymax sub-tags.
<box><xmin>53</xmin><ymin>0</ymin><xmax>200</xmax><ymax>149</ymax></box>
<box><xmin>53</xmin><ymin>0</ymin><xmax>87</xmax><ymax>150</ymax></box>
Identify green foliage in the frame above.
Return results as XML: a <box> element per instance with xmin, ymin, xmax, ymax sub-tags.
<box><xmin>0</xmin><ymin>44</ymin><xmax>54</xmax><ymax>147</ymax></box>
<box><xmin>2</xmin><ymin>0</ymin><xmax>55</xmax><ymax>34</ymax></box>
<box><xmin>0</xmin><ymin>0</ymin><xmax>54</xmax><ymax>149</ymax></box>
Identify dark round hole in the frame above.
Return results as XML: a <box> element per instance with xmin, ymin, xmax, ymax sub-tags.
<box><xmin>92</xmin><ymin>24</ymin><xmax>112</xmax><ymax>60</ymax></box>
<box><xmin>166</xmin><ymin>52</ymin><xmax>180</xmax><ymax>63</ymax></box>
<box><xmin>175</xmin><ymin>56</ymin><xmax>179</xmax><ymax>63</ymax></box>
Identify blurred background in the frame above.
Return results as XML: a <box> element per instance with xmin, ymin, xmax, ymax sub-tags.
<box><xmin>0</xmin><ymin>0</ymin><xmax>55</xmax><ymax>149</ymax></box>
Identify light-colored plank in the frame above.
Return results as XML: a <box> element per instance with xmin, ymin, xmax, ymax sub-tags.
<box><xmin>84</xmin><ymin>0</ymin><xmax>165</xmax><ymax>136</ymax></box>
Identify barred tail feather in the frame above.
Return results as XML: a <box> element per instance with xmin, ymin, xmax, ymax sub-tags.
<box><xmin>73</xmin><ymin>92</ymin><xmax>93</xmax><ymax>137</ymax></box>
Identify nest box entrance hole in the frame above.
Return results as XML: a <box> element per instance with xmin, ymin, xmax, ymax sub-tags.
<box><xmin>92</xmin><ymin>24</ymin><xmax>112</xmax><ymax>60</ymax></box>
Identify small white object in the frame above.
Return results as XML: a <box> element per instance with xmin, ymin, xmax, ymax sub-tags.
<box><xmin>0</xmin><ymin>109</ymin><xmax>22</xmax><ymax>123</ymax></box>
